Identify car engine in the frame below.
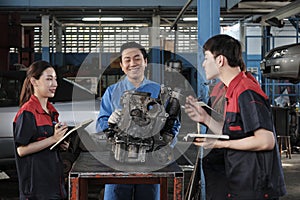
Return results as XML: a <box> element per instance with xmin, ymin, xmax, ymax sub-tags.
<box><xmin>104</xmin><ymin>85</ymin><xmax>181</xmax><ymax>164</ymax></box>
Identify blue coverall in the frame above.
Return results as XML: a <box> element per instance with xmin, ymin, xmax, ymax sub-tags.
<box><xmin>96</xmin><ymin>76</ymin><xmax>180</xmax><ymax>200</ymax></box>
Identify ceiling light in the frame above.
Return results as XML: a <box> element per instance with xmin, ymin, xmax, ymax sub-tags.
<box><xmin>100</xmin><ymin>17</ymin><xmax>123</xmax><ymax>21</ymax></box>
<box><xmin>82</xmin><ymin>17</ymin><xmax>123</xmax><ymax>22</ymax></box>
<box><xmin>82</xmin><ymin>17</ymin><xmax>100</xmax><ymax>21</ymax></box>
<box><xmin>183</xmin><ymin>17</ymin><xmax>223</xmax><ymax>21</ymax></box>
<box><xmin>182</xmin><ymin>17</ymin><xmax>198</xmax><ymax>21</ymax></box>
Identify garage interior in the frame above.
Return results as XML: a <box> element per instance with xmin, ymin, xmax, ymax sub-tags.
<box><xmin>0</xmin><ymin>0</ymin><xmax>300</xmax><ymax>199</ymax></box>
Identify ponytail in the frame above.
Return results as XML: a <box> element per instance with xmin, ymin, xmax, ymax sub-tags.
<box><xmin>19</xmin><ymin>77</ymin><xmax>34</xmax><ymax>107</ymax></box>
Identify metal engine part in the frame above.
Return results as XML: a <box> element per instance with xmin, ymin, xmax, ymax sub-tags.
<box><xmin>107</xmin><ymin>86</ymin><xmax>181</xmax><ymax>164</ymax></box>
<box><xmin>118</xmin><ymin>91</ymin><xmax>168</xmax><ymax>139</ymax></box>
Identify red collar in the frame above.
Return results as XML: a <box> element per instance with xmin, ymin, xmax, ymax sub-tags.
<box><xmin>29</xmin><ymin>95</ymin><xmax>58</xmax><ymax>115</ymax></box>
<box><xmin>225</xmin><ymin>71</ymin><xmax>261</xmax><ymax>100</ymax></box>
<box><xmin>226</xmin><ymin>72</ymin><xmax>244</xmax><ymax>99</ymax></box>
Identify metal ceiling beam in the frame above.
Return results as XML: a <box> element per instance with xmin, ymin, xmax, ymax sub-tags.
<box><xmin>238</xmin><ymin>1</ymin><xmax>290</xmax><ymax>9</ymax></box>
<box><xmin>226</xmin><ymin>0</ymin><xmax>241</xmax><ymax>10</ymax></box>
<box><xmin>219</xmin><ymin>0</ymin><xmax>241</xmax><ymax>10</ymax></box>
<box><xmin>0</xmin><ymin>0</ymin><xmax>197</xmax><ymax>8</ymax></box>
<box><xmin>2</xmin><ymin>0</ymin><xmax>296</xmax><ymax>27</ymax></box>
<box><xmin>170</xmin><ymin>0</ymin><xmax>194</xmax><ymax>30</ymax></box>
<box><xmin>261</xmin><ymin>0</ymin><xmax>300</xmax><ymax>24</ymax></box>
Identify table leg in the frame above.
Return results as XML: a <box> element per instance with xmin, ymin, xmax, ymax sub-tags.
<box><xmin>160</xmin><ymin>177</ymin><xmax>168</xmax><ymax>200</ymax></box>
<box><xmin>79</xmin><ymin>178</ymin><xmax>88</xmax><ymax>200</ymax></box>
<box><xmin>69</xmin><ymin>176</ymin><xmax>79</xmax><ymax>200</ymax></box>
<box><xmin>174</xmin><ymin>176</ymin><xmax>183</xmax><ymax>200</ymax></box>
<box><xmin>69</xmin><ymin>176</ymin><xmax>88</xmax><ymax>200</ymax></box>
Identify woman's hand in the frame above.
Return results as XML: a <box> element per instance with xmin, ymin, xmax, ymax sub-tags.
<box><xmin>53</xmin><ymin>122</ymin><xmax>68</xmax><ymax>142</ymax></box>
<box><xmin>60</xmin><ymin>140</ymin><xmax>70</xmax><ymax>151</ymax></box>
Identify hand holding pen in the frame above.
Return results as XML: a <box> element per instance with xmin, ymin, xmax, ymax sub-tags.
<box><xmin>184</xmin><ymin>96</ymin><xmax>210</xmax><ymax>125</ymax></box>
<box><xmin>53</xmin><ymin>122</ymin><xmax>68</xmax><ymax>142</ymax></box>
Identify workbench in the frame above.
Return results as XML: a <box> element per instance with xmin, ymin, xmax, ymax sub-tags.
<box><xmin>68</xmin><ymin>152</ymin><xmax>184</xmax><ymax>200</ymax></box>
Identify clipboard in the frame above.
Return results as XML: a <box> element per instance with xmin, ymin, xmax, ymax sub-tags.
<box><xmin>50</xmin><ymin>119</ymin><xmax>94</xmax><ymax>150</ymax></box>
<box><xmin>183</xmin><ymin>133</ymin><xmax>229</xmax><ymax>142</ymax></box>
<box><xmin>197</xmin><ymin>101</ymin><xmax>223</xmax><ymax>120</ymax></box>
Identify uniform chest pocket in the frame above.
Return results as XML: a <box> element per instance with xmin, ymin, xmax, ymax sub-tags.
<box><xmin>225</xmin><ymin>114</ymin><xmax>245</xmax><ymax>139</ymax></box>
<box><xmin>229</xmin><ymin>126</ymin><xmax>242</xmax><ymax>131</ymax></box>
<box><xmin>35</xmin><ymin>125</ymin><xmax>53</xmax><ymax>140</ymax></box>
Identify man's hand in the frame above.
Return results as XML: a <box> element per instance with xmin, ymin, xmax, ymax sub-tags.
<box><xmin>184</xmin><ymin>96</ymin><xmax>209</xmax><ymax>124</ymax></box>
<box><xmin>104</xmin><ymin>128</ymin><xmax>117</xmax><ymax>141</ymax></box>
<box><xmin>193</xmin><ymin>137</ymin><xmax>219</xmax><ymax>149</ymax></box>
<box><xmin>108</xmin><ymin>109</ymin><xmax>122</xmax><ymax>125</ymax></box>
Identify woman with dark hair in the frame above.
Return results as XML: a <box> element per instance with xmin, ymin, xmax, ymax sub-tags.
<box><xmin>13</xmin><ymin>60</ymin><xmax>69</xmax><ymax>200</ymax></box>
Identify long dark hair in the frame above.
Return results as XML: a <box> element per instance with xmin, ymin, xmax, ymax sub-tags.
<box><xmin>19</xmin><ymin>60</ymin><xmax>53</xmax><ymax>106</ymax></box>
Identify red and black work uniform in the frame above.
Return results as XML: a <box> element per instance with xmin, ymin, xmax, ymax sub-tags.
<box><xmin>223</xmin><ymin>72</ymin><xmax>286</xmax><ymax>200</ymax></box>
<box><xmin>203</xmin><ymin>81</ymin><xmax>228</xmax><ymax>200</ymax></box>
<box><xmin>13</xmin><ymin>95</ymin><xmax>66</xmax><ymax>200</ymax></box>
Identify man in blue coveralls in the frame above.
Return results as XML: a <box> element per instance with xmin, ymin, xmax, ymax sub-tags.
<box><xmin>96</xmin><ymin>41</ymin><xmax>180</xmax><ymax>200</ymax></box>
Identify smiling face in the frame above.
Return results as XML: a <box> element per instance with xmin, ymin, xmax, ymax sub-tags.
<box><xmin>32</xmin><ymin>67</ymin><xmax>58</xmax><ymax>99</ymax></box>
<box><xmin>203</xmin><ymin>50</ymin><xmax>220</xmax><ymax>80</ymax></box>
<box><xmin>120</xmin><ymin>47</ymin><xmax>147</xmax><ymax>85</ymax></box>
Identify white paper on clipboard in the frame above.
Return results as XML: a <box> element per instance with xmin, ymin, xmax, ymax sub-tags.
<box><xmin>183</xmin><ymin>133</ymin><xmax>229</xmax><ymax>142</ymax></box>
<box><xmin>50</xmin><ymin>119</ymin><xmax>94</xmax><ymax>150</ymax></box>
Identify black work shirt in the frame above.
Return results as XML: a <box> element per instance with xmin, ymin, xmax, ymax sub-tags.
<box><xmin>223</xmin><ymin>72</ymin><xmax>286</xmax><ymax>199</ymax></box>
<box><xmin>13</xmin><ymin>95</ymin><xmax>66</xmax><ymax>200</ymax></box>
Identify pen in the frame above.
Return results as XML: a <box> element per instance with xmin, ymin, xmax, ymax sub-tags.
<box><xmin>181</xmin><ymin>102</ymin><xmax>209</xmax><ymax>109</ymax></box>
<box><xmin>53</xmin><ymin>121</ymin><xmax>62</xmax><ymax>128</ymax></box>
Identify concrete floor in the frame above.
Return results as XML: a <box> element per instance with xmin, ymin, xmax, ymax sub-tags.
<box><xmin>280</xmin><ymin>153</ymin><xmax>300</xmax><ymax>200</ymax></box>
<box><xmin>0</xmin><ymin>153</ymin><xmax>300</xmax><ymax>200</ymax></box>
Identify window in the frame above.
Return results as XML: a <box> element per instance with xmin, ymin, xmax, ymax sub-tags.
<box><xmin>30</xmin><ymin>24</ymin><xmax>198</xmax><ymax>54</ymax></box>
